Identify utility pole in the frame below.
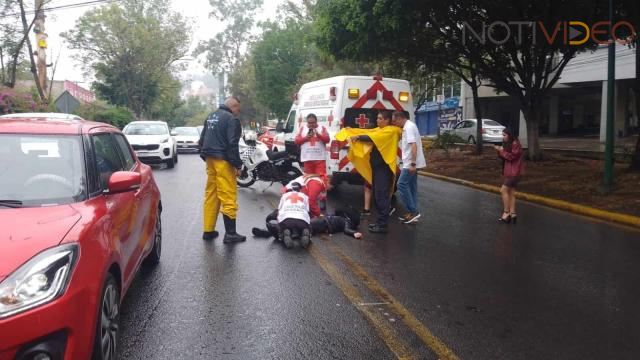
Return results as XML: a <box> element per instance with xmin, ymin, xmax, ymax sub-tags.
<box><xmin>34</xmin><ymin>0</ymin><xmax>47</xmax><ymax>92</ymax></box>
<box><xmin>218</xmin><ymin>71</ymin><xmax>225</xmax><ymax>106</ymax></box>
<box><xmin>603</xmin><ymin>0</ymin><xmax>616</xmax><ymax>192</ymax></box>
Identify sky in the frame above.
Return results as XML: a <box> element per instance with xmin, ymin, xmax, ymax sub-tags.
<box><xmin>41</xmin><ymin>0</ymin><xmax>287</xmax><ymax>88</ymax></box>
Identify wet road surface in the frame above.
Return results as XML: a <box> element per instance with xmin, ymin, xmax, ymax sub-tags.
<box><xmin>118</xmin><ymin>154</ymin><xmax>640</xmax><ymax>359</ymax></box>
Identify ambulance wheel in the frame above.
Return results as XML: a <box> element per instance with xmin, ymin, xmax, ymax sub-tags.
<box><xmin>165</xmin><ymin>157</ymin><xmax>175</xmax><ymax>169</ymax></box>
<box><xmin>237</xmin><ymin>167</ymin><xmax>255</xmax><ymax>187</ymax></box>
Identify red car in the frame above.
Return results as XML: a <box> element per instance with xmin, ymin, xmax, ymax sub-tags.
<box><xmin>0</xmin><ymin>114</ymin><xmax>162</xmax><ymax>360</ymax></box>
<box><xmin>258</xmin><ymin>126</ymin><xmax>277</xmax><ymax>150</ymax></box>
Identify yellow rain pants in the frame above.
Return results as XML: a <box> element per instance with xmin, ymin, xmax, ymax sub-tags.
<box><xmin>203</xmin><ymin>158</ymin><xmax>238</xmax><ymax>232</ymax></box>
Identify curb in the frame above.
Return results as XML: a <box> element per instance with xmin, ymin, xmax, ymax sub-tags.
<box><xmin>418</xmin><ymin>171</ymin><xmax>640</xmax><ymax>229</ymax></box>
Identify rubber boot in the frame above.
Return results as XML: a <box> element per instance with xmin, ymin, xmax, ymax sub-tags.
<box><xmin>223</xmin><ymin>215</ymin><xmax>246</xmax><ymax>243</ymax></box>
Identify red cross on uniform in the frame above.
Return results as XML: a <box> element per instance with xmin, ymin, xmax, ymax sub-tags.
<box><xmin>287</xmin><ymin>192</ymin><xmax>305</xmax><ymax>204</ymax></box>
<box><xmin>357</xmin><ymin>114</ymin><xmax>370</xmax><ymax>128</ymax></box>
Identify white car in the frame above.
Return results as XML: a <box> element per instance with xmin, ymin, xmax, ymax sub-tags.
<box><xmin>171</xmin><ymin>126</ymin><xmax>201</xmax><ymax>153</ymax></box>
<box><xmin>123</xmin><ymin>121</ymin><xmax>178</xmax><ymax>168</ymax></box>
<box><xmin>447</xmin><ymin>119</ymin><xmax>506</xmax><ymax>144</ymax></box>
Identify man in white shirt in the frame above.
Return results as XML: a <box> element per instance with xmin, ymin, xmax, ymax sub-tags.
<box><xmin>392</xmin><ymin>111</ymin><xmax>426</xmax><ymax>224</ymax></box>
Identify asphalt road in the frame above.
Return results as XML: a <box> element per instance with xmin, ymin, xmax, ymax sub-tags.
<box><xmin>118</xmin><ymin>154</ymin><xmax>640</xmax><ymax>360</ymax></box>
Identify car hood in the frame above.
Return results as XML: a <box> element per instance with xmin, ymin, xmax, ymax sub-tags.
<box><xmin>175</xmin><ymin>135</ymin><xmax>199</xmax><ymax>142</ymax></box>
<box><xmin>0</xmin><ymin>205</ymin><xmax>81</xmax><ymax>279</ymax></box>
<box><xmin>125</xmin><ymin>134</ymin><xmax>170</xmax><ymax>145</ymax></box>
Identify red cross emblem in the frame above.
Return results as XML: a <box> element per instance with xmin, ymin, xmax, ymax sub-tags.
<box><xmin>287</xmin><ymin>192</ymin><xmax>305</xmax><ymax>204</ymax></box>
<box><xmin>356</xmin><ymin>114</ymin><xmax>370</xmax><ymax>128</ymax></box>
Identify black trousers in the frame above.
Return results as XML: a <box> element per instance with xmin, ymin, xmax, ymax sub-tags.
<box><xmin>372</xmin><ymin>164</ymin><xmax>394</xmax><ymax>225</ymax></box>
<box><xmin>279</xmin><ymin>218</ymin><xmax>309</xmax><ymax>236</ymax></box>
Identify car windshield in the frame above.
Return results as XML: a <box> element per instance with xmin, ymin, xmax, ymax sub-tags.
<box><xmin>174</xmin><ymin>127</ymin><xmax>199</xmax><ymax>136</ymax></box>
<box><xmin>483</xmin><ymin>120</ymin><xmax>501</xmax><ymax>127</ymax></box>
<box><xmin>0</xmin><ymin>134</ymin><xmax>86</xmax><ymax>207</ymax></box>
<box><xmin>124</xmin><ymin>124</ymin><xmax>168</xmax><ymax>135</ymax></box>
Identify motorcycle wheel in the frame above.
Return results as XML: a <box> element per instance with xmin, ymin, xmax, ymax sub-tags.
<box><xmin>237</xmin><ymin>167</ymin><xmax>256</xmax><ymax>187</ymax></box>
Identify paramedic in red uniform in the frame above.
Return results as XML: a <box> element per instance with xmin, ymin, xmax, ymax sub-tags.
<box><xmin>295</xmin><ymin>113</ymin><xmax>330</xmax><ymax>180</ymax></box>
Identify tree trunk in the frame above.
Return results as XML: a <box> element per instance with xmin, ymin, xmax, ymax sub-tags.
<box><xmin>17</xmin><ymin>0</ymin><xmax>46</xmax><ymax>102</ymax></box>
<box><xmin>523</xmin><ymin>107</ymin><xmax>543</xmax><ymax>161</ymax></box>
<box><xmin>0</xmin><ymin>47</ymin><xmax>5</xmax><ymax>85</ymax></box>
<box><xmin>471</xmin><ymin>78</ymin><xmax>483</xmax><ymax>154</ymax></box>
<box><xmin>630</xmin><ymin>36</ymin><xmax>640</xmax><ymax>171</ymax></box>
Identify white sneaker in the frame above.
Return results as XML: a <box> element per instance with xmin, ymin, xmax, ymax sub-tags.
<box><xmin>403</xmin><ymin>213</ymin><xmax>421</xmax><ymax>224</ymax></box>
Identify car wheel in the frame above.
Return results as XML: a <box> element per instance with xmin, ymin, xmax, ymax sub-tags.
<box><xmin>92</xmin><ymin>273</ymin><xmax>120</xmax><ymax>360</ymax></box>
<box><xmin>144</xmin><ymin>211</ymin><xmax>162</xmax><ymax>266</ymax></box>
<box><xmin>468</xmin><ymin>136</ymin><xmax>476</xmax><ymax>144</ymax></box>
<box><xmin>165</xmin><ymin>157</ymin><xmax>175</xmax><ymax>169</ymax></box>
<box><xmin>174</xmin><ymin>150</ymin><xmax>178</xmax><ymax>164</ymax></box>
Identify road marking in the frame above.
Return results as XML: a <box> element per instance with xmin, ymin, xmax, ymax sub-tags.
<box><xmin>323</xmin><ymin>240</ymin><xmax>460</xmax><ymax>360</ymax></box>
<box><xmin>308</xmin><ymin>245</ymin><xmax>418</xmax><ymax>360</ymax></box>
<box><xmin>262</xmin><ymin>196</ymin><xmax>446</xmax><ymax>359</ymax></box>
<box><xmin>357</xmin><ymin>302</ymin><xmax>391</xmax><ymax>306</ymax></box>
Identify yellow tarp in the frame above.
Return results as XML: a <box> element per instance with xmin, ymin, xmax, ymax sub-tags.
<box><xmin>335</xmin><ymin>126</ymin><xmax>402</xmax><ymax>184</ymax></box>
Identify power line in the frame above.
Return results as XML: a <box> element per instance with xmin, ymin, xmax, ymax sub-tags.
<box><xmin>0</xmin><ymin>0</ymin><xmax>120</xmax><ymax>20</ymax></box>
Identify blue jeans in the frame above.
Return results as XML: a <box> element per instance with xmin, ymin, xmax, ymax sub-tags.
<box><xmin>397</xmin><ymin>169</ymin><xmax>418</xmax><ymax>214</ymax></box>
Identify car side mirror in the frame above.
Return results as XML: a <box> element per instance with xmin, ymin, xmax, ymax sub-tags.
<box><xmin>276</xmin><ymin>122</ymin><xmax>284</xmax><ymax>133</ymax></box>
<box><xmin>170</xmin><ymin>130</ymin><xmax>177</xmax><ymax>136</ymax></box>
<box><xmin>106</xmin><ymin>171</ymin><xmax>141</xmax><ymax>194</ymax></box>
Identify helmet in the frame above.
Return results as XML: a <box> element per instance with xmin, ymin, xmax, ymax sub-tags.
<box><xmin>289</xmin><ymin>182</ymin><xmax>302</xmax><ymax>192</ymax></box>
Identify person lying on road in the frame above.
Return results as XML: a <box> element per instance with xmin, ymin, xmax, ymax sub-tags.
<box><xmin>252</xmin><ymin>207</ymin><xmax>363</xmax><ymax>240</ymax></box>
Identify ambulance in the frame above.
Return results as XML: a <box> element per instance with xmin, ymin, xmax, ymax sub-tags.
<box><xmin>273</xmin><ymin>75</ymin><xmax>414</xmax><ymax>187</ymax></box>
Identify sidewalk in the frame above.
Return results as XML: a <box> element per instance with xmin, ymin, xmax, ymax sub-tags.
<box><xmin>423</xmin><ymin>148</ymin><xmax>640</xmax><ymax>218</ymax></box>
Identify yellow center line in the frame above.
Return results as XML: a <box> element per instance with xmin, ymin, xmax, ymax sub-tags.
<box><xmin>263</xmin><ymin>196</ymin><xmax>452</xmax><ymax>359</ymax></box>
<box><xmin>309</xmin><ymin>245</ymin><xmax>417</xmax><ymax>360</ymax></box>
<box><xmin>323</xmin><ymin>240</ymin><xmax>460</xmax><ymax>360</ymax></box>
<box><xmin>263</xmin><ymin>196</ymin><xmax>416</xmax><ymax>359</ymax></box>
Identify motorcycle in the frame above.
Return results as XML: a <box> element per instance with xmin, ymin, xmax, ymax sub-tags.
<box><xmin>237</xmin><ymin>131</ymin><xmax>302</xmax><ymax>188</ymax></box>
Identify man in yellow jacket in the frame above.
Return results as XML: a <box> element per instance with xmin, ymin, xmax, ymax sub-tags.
<box><xmin>336</xmin><ymin>110</ymin><xmax>402</xmax><ymax>233</ymax></box>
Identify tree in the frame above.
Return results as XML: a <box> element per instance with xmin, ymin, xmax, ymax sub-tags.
<box><xmin>62</xmin><ymin>0</ymin><xmax>190</xmax><ymax>117</ymax></box>
<box><xmin>195</xmin><ymin>0</ymin><xmax>263</xmax><ymax>93</ymax></box>
<box><xmin>0</xmin><ymin>0</ymin><xmax>48</xmax><ymax>101</ymax></box>
<box><xmin>251</xmin><ymin>21</ymin><xmax>308</xmax><ymax>119</ymax></box>
<box><xmin>73</xmin><ymin>101</ymin><xmax>135</xmax><ymax>129</ymax></box>
<box><xmin>313</xmin><ymin>0</ymin><xmax>603</xmax><ymax>160</ymax></box>
<box><xmin>228</xmin><ymin>55</ymin><xmax>268</xmax><ymax>123</ymax></box>
<box><xmin>174</xmin><ymin>96</ymin><xmax>213</xmax><ymax>126</ymax></box>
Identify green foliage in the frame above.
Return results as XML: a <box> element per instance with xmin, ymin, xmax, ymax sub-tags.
<box><xmin>62</xmin><ymin>0</ymin><xmax>191</xmax><ymax>117</ymax></box>
<box><xmin>251</xmin><ymin>21</ymin><xmax>307</xmax><ymax>119</ymax></box>
<box><xmin>312</xmin><ymin>0</ymin><xmax>605</xmax><ymax>160</ymax></box>
<box><xmin>74</xmin><ymin>101</ymin><xmax>135</xmax><ymax>129</ymax></box>
<box><xmin>195</xmin><ymin>0</ymin><xmax>263</xmax><ymax>76</ymax></box>
<box><xmin>433</xmin><ymin>132</ymin><xmax>465</xmax><ymax>151</ymax></box>
<box><xmin>173</xmin><ymin>96</ymin><xmax>214</xmax><ymax>127</ymax></box>
<box><xmin>0</xmin><ymin>86</ymin><xmax>46</xmax><ymax>114</ymax></box>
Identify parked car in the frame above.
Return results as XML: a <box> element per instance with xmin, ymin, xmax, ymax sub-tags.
<box><xmin>258</xmin><ymin>126</ymin><xmax>277</xmax><ymax>150</ymax></box>
<box><xmin>123</xmin><ymin>121</ymin><xmax>178</xmax><ymax>168</ymax></box>
<box><xmin>447</xmin><ymin>119</ymin><xmax>506</xmax><ymax>144</ymax></box>
<box><xmin>171</xmin><ymin>126</ymin><xmax>200</xmax><ymax>153</ymax></box>
<box><xmin>0</xmin><ymin>113</ymin><xmax>162</xmax><ymax>360</ymax></box>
